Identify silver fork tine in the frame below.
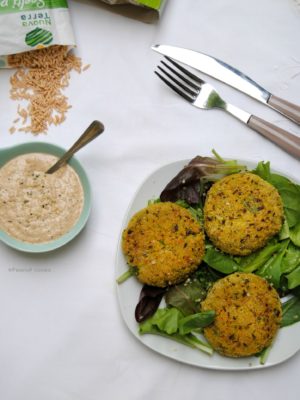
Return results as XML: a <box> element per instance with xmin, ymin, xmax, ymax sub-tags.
<box><xmin>165</xmin><ymin>56</ymin><xmax>205</xmax><ymax>85</ymax></box>
<box><xmin>154</xmin><ymin>69</ymin><xmax>195</xmax><ymax>103</ymax></box>
<box><xmin>160</xmin><ymin>60</ymin><xmax>200</xmax><ymax>91</ymax></box>
<box><xmin>156</xmin><ymin>65</ymin><xmax>197</xmax><ymax>98</ymax></box>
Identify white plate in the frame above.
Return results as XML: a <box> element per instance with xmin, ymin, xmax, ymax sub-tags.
<box><xmin>115</xmin><ymin>159</ymin><xmax>300</xmax><ymax>370</ymax></box>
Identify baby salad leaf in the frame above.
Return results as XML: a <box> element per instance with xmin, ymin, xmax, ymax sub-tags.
<box><xmin>253</xmin><ymin>161</ymin><xmax>272</xmax><ymax>181</ymax></box>
<box><xmin>281</xmin><ymin>296</ymin><xmax>300</xmax><ymax>327</ymax></box>
<box><xmin>256</xmin><ymin>346</ymin><xmax>273</xmax><ymax>365</ymax></box>
<box><xmin>178</xmin><ymin>311</ymin><xmax>215</xmax><ymax>335</ymax></box>
<box><xmin>237</xmin><ymin>240</ymin><xmax>282</xmax><ymax>273</ymax></box>
<box><xmin>275</xmin><ymin>181</ymin><xmax>300</xmax><ymax>229</ymax></box>
<box><xmin>160</xmin><ymin>155</ymin><xmax>246</xmax><ymax>206</ymax></box>
<box><xmin>290</xmin><ymin>222</ymin><xmax>300</xmax><ymax>247</ymax></box>
<box><xmin>286</xmin><ymin>266</ymin><xmax>300</xmax><ymax>290</ymax></box>
<box><xmin>135</xmin><ymin>285</ymin><xmax>167</xmax><ymax>322</ymax></box>
<box><xmin>281</xmin><ymin>242</ymin><xmax>300</xmax><ymax>275</ymax></box>
<box><xmin>165</xmin><ymin>280</ymin><xmax>207</xmax><ymax>316</ymax></box>
<box><xmin>160</xmin><ymin>156</ymin><xmax>218</xmax><ymax>205</ymax></box>
<box><xmin>279</xmin><ymin>219</ymin><xmax>290</xmax><ymax>240</ymax></box>
<box><xmin>116</xmin><ymin>267</ymin><xmax>136</xmax><ymax>284</ymax></box>
<box><xmin>139</xmin><ymin>307</ymin><xmax>214</xmax><ymax>355</ymax></box>
<box><xmin>253</xmin><ymin>162</ymin><xmax>300</xmax><ymax>228</ymax></box>
<box><xmin>165</xmin><ymin>266</ymin><xmax>219</xmax><ymax>316</ymax></box>
<box><xmin>257</xmin><ymin>240</ymin><xmax>289</xmax><ymax>288</ymax></box>
<box><xmin>291</xmin><ymin>286</ymin><xmax>300</xmax><ymax>298</ymax></box>
<box><xmin>203</xmin><ymin>246</ymin><xmax>239</xmax><ymax>274</ymax></box>
<box><xmin>139</xmin><ymin>323</ymin><xmax>213</xmax><ymax>355</ymax></box>
<box><xmin>139</xmin><ymin>308</ymin><xmax>183</xmax><ymax>335</ymax></box>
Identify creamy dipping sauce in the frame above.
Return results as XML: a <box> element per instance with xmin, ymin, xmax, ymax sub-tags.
<box><xmin>0</xmin><ymin>153</ymin><xmax>84</xmax><ymax>243</ymax></box>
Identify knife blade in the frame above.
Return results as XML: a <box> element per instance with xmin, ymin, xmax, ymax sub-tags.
<box><xmin>152</xmin><ymin>44</ymin><xmax>300</xmax><ymax>125</ymax></box>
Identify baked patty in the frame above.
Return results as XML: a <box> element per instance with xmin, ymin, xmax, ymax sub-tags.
<box><xmin>204</xmin><ymin>172</ymin><xmax>284</xmax><ymax>256</ymax></box>
<box><xmin>201</xmin><ymin>272</ymin><xmax>282</xmax><ymax>357</ymax></box>
<box><xmin>122</xmin><ymin>202</ymin><xmax>205</xmax><ymax>287</ymax></box>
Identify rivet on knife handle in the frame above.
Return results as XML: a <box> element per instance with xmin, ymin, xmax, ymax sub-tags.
<box><xmin>248</xmin><ymin>116</ymin><xmax>300</xmax><ymax>159</ymax></box>
<box><xmin>268</xmin><ymin>95</ymin><xmax>300</xmax><ymax>125</ymax></box>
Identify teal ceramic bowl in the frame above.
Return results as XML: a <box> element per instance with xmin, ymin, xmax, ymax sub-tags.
<box><xmin>0</xmin><ymin>142</ymin><xmax>91</xmax><ymax>253</ymax></box>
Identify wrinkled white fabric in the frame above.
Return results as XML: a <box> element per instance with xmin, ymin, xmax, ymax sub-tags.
<box><xmin>0</xmin><ymin>1</ymin><xmax>299</xmax><ymax>399</ymax></box>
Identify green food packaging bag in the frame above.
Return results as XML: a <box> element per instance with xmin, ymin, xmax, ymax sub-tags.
<box><xmin>100</xmin><ymin>0</ymin><xmax>167</xmax><ymax>12</ymax></box>
<box><xmin>99</xmin><ymin>0</ymin><xmax>167</xmax><ymax>22</ymax></box>
<box><xmin>0</xmin><ymin>0</ymin><xmax>76</xmax><ymax>67</ymax></box>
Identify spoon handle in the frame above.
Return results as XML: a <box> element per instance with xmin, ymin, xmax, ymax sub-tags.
<box><xmin>47</xmin><ymin>120</ymin><xmax>104</xmax><ymax>174</ymax></box>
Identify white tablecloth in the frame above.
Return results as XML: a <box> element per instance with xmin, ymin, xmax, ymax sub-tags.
<box><xmin>0</xmin><ymin>1</ymin><xmax>300</xmax><ymax>399</ymax></box>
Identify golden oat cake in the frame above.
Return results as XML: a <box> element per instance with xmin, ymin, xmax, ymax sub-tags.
<box><xmin>201</xmin><ymin>273</ymin><xmax>282</xmax><ymax>358</ymax></box>
<box><xmin>122</xmin><ymin>202</ymin><xmax>205</xmax><ymax>287</ymax></box>
<box><xmin>204</xmin><ymin>172</ymin><xmax>284</xmax><ymax>256</ymax></box>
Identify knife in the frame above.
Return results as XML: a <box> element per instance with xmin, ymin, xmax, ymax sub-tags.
<box><xmin>152</xmin><ymin>44</ymin><xmax>300</xmax><ymax>125</ymax></box>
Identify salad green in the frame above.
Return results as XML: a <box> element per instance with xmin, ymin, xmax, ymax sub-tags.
<box><xmin>118</xmin><ymin>153</ymin><xmax>300</xmax><ymax>362</ymax></box>
<box><xmin>139</xmin><ymin>307</ymin><xmax>215</xmax><ymax>355</ymax></box>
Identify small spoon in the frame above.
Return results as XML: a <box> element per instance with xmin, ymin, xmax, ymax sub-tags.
<box><xmin>46</xmin><ymin>120</ymin><xmax>105</xmax><ymax>174</ymax></box>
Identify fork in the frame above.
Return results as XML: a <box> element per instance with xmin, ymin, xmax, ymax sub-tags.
<box><xmin>155</xmin><ymin>57</ymin><xmax>300</xmax><ymax>159</ymax></box>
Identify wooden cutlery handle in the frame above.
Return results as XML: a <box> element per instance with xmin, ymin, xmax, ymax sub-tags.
<box><xmin>268</xmin><ymin>95</ymin><xmax>300</xmax><ymax>125</ymax></box>
<box><xmin>248</xmin><ymin>115</ymin><xmax>300</xmax><ymax>159</ymax></box>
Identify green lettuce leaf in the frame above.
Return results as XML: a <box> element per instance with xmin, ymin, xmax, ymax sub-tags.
<box><xmin>253</xmin><ymin>162</ymin><xmax>300</xmax><ymax>228</ymax></box>
<box><xmin>281</xmin><ymin>296</ymin><xmax>300</xmax><ymax>327</ymax></box>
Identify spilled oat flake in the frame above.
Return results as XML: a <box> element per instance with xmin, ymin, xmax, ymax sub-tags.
<box><xmin>8</xmin><ymin>45</ymin><xmax>90</xmax><ymax>135</ymax></box>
